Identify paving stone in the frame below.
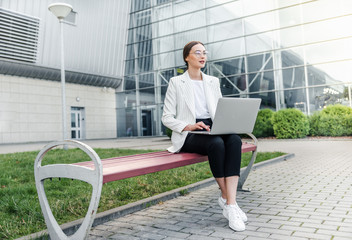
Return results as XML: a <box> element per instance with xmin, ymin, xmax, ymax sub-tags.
<box><xmin>93</xmin><ymin>224</ymin><xmax>117</xmax><ymax>231</ymax></box>
<box><xmin>292</xmin><ymin>231</ymin><xmax>335</xmax><ymax>240</ymax></box>
<box><xmin>186</xmin><ymin>235</ymin><xmax>222</xmax><ymax>240</ymax></box>
<box><xmin>301</xmin><ymin>222</ymin><xmax>338</xmax><ymax>231</ymax></box>
<box><xmin>277</xmin><ymin>212</ymin><xmax>310</xmax><ymax>219</ymax></box>
<box><xmin>130</xmin><ymin>225</ymin><xmax>162</xmax><ymax>233</ymax></box>
<box><xmin>136</xmin><ymin>232</ymin><xmax>166</xmax><ymax>240</ymax></box>
<box><xmin>105</xmin><ymin>220</ymin><xmax>135</xmax><ymax>228</ymax></box>
<box><xmin>89</xmin><ymin>229</ymin><xmax>114</xmax><ymax>238</ymax></box>
<box><xmin>210</xmin><ymin>231</ymin><xmax>246</xmax><ymax>239</ymax></box>
<box><xmin>289</xmin><ymin>217</ymin><xmax>323</xmax><ymax>224</ymax></box>
<box><xmin>154</xmin><ymin>223</ymin><xmax>184</xmax><ymax>231</ymax></box>
<box><xmin>86</xmin><ymin>236</ymin><xmax>106</xmax><ymax>240</ymax></box>
<box><xmin>244</xmin><ymin>237</ymin><xmax>267</xmax><ymax>240</ymax></box>
<box><xmin>256</xmin><ymin>227</ymin><xmax>293</xmax><ymax>236</ymax></box>
<box><xmin>268</xmin><ymin>234</ymin><xmax>308</xmax><ymax>240</ymax></box>
<box><xmin>156</xmin><ymin>229</ymin><xmax>191</xmax><ymax>239</ymax></box>
<box><xmin>247</xmin><ymin>221</ymin><xmax>281</xmax><ymax>229</ymax></box>
<box><xmin>222</xmin><ymin>235</ymin><xmax>247</xmax><ymax>240</ymax></box>
<box><xmin>338</xmin><ymin>226</ymin><xmax>352</xmax><ymax>232</ymax></box>
<box><xmin>333</xmin><ymin>237</ymin><xmax>352</xmax><ymax>240</ymax></box>
<box><xmin>256</xmin><ymin>215</ymin><xmax>290</xmax><ymax>221</ymax></box>
<box><xmin>109</xmin><ymin>227</ymin><xmax>140</xmax><ymax>235</ymax></box>
<box><xmin>180</xmin><ymin>227</ymin><xmax>214</xmax><ymax>235</ymax></box>
<box><xmin>343</xmin><ymin>218</ymin><xmax>352</xmax><ymax>223</ymax></box>
<box><xmin>234</xmin><ymin>230</ymin><xmax>271</xmax><ymax>238</ymax></box>
<box><xmin>317</xmin><ymin>229</ymin><xmax>352</xmax><ymax>238</ymax></box>
<box><xmin>163</xmin><ymin>237</ymin><xmax>186</xmax><ymax>240</ymax></box>
<box><xmin>175</xmin><ymin>221</ymin><xmax>203</xmax><ymax>229</ymax></box>
<box><xmin>279</xmin><ymin>225</ymin><xmax>316</xmax><ymax>233</ymax></box>
<box><xmin>108</xmin><ymin>233</ymin><xmax>141</xmax><ymax>240</ymax></box>
<box><xmin>186</xmin><ymin>210</ymin><xmax>213</xmax><ymax>217</ymax></box>
<box><xmin>309</xmin><ymin>214</ymin><xmax>344</xmax><ymax>222</ymax></box>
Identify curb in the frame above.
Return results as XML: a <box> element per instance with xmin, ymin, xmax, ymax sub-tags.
<box><xmin>16</xmin><ymin>153</ymin><xmax>294</xmax><ymax>240</ymax></box>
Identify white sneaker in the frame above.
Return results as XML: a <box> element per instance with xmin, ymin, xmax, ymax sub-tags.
<box><xmin>235</xmin><ymin>202</ymin><xmax>248</xmax><ymax>223</ymax></box>
<box><xmin>218</xmin><ymin>196</ymin><xmax>226</xmax><ymax>210</ymax></box>
<box><xmin>224</xmin><ymin>205</ymin><xmax>245</xmax><ymax>231</ymax></box>
<box><xmin>223</xmin><ymin>202</ymin><xmax>248</xmax><ymax>223</ymax></box>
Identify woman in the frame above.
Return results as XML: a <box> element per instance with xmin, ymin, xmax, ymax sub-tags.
<box><xmin>161</xmin><ymin>41</ymin><xmax>247</xmax><ymax>231</ymax></box>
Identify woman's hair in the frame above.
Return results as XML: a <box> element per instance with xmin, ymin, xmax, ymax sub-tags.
<box><xmin>183</xmin><ymin>41</ymin><xmax>204</xmax><ymax>68</ymax></box>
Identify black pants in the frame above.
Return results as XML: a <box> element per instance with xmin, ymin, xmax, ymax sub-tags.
<box><xmin>181</xmin><ymin>118</ymin><xmax>242</xmax><ymax>178</ymax></box>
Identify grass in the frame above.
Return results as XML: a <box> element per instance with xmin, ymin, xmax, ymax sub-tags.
<box><xmin>0</xmin><ymin>148</ymin><xmax>285</xmax><ymax>239</ymax></box>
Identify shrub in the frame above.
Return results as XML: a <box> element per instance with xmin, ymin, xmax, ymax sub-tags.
<box><xmin>321</xmin><ymin>104</ymin><xmax>352</xmax><ymax>116</ymax></box>
<box><xmin>308</xmin><ymin>112</ymin><xmax>320</xmax><ymax>136</ymax></box>
<box><xmin>309</xmin><ymin>104</ymin><xmax>352</xmax><ymax>136</ymax></box>
<box><xmin>272</xmin><ymin>108</ymin><xmax>309</xmax><ymax>139</ymax></box>
<box><xmin>165</xmin><ymin>127</ymin><xmax>172</xmax><ymax>138</ymax></box>
<box><xmin>253</xmin><ymin>109</ymin><xmax>274</xmax><ymax>138</ymax></box>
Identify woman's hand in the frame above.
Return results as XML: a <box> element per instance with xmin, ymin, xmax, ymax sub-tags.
<box><xmin>183</xmin><ymin>121</ymin><xmax>210</xmax><ymax>132</ymax></box>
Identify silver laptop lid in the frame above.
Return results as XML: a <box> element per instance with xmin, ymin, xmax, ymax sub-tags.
<box><xmin>192</xmin><ymin>98</ymin><xmax>261</xmax><ymax>135</ymax></box>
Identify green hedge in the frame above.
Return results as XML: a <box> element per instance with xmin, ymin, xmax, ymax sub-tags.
<box><xmin>272</xmin><ymin>108</ymin><xmax>309</xmax><ymax>139</ymax></box>
<box><xmin>253</xmin><ymin>109</ymin><xmax>274</xmax><ymax>138</ymax></box>
<box><xmin>309</xmin><ymin>104</ymin><xmax>352</xmax><ymax>136</ymax></box>
<box><xmin>165</xmin><ymin>127</ymin><xmax>172</xmax><ymax>138</ymax></box>
<box><xmin>164</xmin><ymin>105</ymin><xmax>352</xmax><ymax>139</ymax></box>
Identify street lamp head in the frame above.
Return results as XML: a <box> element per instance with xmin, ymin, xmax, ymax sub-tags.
<box><xmin>48</xmin><ymin>3</ymin><xmax>72</xmax><ymax>20</ymax></box>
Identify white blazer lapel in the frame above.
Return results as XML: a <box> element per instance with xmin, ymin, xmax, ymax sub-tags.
<box><xmin>180</xmin><ymin>71</ymin><xmax>195</xmax><ymax>119</ymax></box>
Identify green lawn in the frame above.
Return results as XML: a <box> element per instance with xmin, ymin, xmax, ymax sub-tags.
<box><xmin>0</xmin><ymin>148</ymin><xmax>285</xmax><ymax>239</ymax></box>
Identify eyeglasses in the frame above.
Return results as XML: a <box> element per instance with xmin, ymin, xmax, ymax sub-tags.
<box><xmin>191</xmin><ymin>50</ymin><xmax>209</xmax><ymax>58</ymax></box>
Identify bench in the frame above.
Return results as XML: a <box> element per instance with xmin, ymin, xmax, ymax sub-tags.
<box><xmin>34</xmin><ymin>134</ymin><xmax>258</xmax><ymax>240</ymax></box>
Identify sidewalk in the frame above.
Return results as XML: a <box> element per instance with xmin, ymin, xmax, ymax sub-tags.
<box><xmin>0</xmin><ymin>137</ymin><xmax>173</xmax><ymax>154</ymax></box>
<box><xmin>86</xmin><ymin>138</ymin><xmax>352</xmax><ymax>240</ymax></box>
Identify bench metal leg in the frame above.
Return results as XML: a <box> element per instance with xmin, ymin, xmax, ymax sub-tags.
<box><xmin>34</xmin><ymin>140</ymin><xmax>103</xmax><ymax>240</ymax></box>
<box><xmin>238</xmin><ymin>133</ymin><xmax>258</xmax><ymax>192</ymax></box>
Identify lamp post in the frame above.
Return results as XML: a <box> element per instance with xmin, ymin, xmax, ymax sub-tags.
<box><xmin>48</xmin><ymin>3</ymin><xmax>72</xmax><ymax>143</ymax></box>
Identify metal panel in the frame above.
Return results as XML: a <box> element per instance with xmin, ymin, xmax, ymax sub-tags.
<box><xmin>0</xmin><ymin>0</ymin><xmax>131</xmax><ymax>84</ymax></box>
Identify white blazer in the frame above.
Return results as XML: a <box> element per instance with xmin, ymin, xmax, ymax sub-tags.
<box><xmin>161</xmin><ymin>71</ymin><xmax>222</xmax><ymax>153</ymax></box>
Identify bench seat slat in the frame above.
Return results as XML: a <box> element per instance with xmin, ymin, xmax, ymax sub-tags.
<box><xmin>74</xmin><ymin>151</ymin><xmax>173</xmax><ymax>167</ymax></box>
<box><xmin>103</xmin><ymin>153</ymin><xmax>208</xmax><ymax>183</ymax></box>
<box><xmin>72</xmin><ymin>142</ymin><xmax>256</xmax><ymax>184</ymax></box>
<box><xmin>241</xmin><ymin>142</ymin><xmax>257</xmax><ymax>152</ymax></box>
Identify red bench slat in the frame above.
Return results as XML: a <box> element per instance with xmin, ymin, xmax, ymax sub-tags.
<box><xmin>241</xmin><ymin>142</ymin><xmax>257</xmax><ymax>152</ymax></box>
<box><xmin>72</xmin><ymin>142</ymin><xmax>256</xmax><ymax>184</ymax></box>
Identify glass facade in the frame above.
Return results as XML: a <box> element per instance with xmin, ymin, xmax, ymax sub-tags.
<box><xmin>117</xmin><ymin>0</ymin><xmax>352</xmax><ymax>137</ymax></box>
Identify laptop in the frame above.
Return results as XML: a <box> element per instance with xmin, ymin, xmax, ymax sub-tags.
<box><xmin>190</xmin><ymin>97</ymin><xmax>261</xmax><ymax>135</ymax></box>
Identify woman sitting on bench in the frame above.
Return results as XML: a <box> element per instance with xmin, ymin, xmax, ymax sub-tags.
<box><xmin>161</xmin><ymin>41</ymin><xmax>248</xmax><ymax>232</ymax></box>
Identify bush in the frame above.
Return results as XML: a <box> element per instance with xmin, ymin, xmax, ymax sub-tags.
<box><xmin>272</xmin><ymin>108</ymin><xmax>309</xmax><ymax>139</ymax></box>
<box><xmin>321</xmin><ymin>104</ymin><xmax>352</xmax><ymax>116</ymax></box>
<box><xmin>309</xmin><ymin>104</ymin><xmax>352</xmax><ymax>136</ymax></box>
<box><xmin>308</xmin><ymin>111</ymin><xmax>320</xmax><ymax>136</ymax></box>
<box><xmin>165</xmin><ymin>127</ymin><xmax>172</xmax><ymax>138</ymax></box>
<box><xmin>253</xmin><ymin>109</ymin><xmax>274</xmax><ymax>138</ymax></box>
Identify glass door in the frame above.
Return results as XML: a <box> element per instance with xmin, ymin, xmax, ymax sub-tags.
<box><xmin>141</xmin><ymin>109</ymin><xmax>153</xmax><ymax>136</ymax></box>
<box><xmin>71</xmin><ymin>107</ymin><xmax>85</xmax><ymax>139</ymax></box>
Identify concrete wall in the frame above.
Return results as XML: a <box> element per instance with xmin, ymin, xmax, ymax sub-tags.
<box><xmin>0</xmin><ymin>75</ymin><xmax>116</xmax><ymax>144</ymax></box>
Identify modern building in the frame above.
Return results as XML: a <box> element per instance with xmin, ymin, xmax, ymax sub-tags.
<box><xmin>1</xmin><ymin>0</ymin><xmax>352</xmax><ymax>143</ymax></box>
<box><xmin>0</xmin><ymin>0</ymin><xmax>130</xmax><ymax>143</ymax></box>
